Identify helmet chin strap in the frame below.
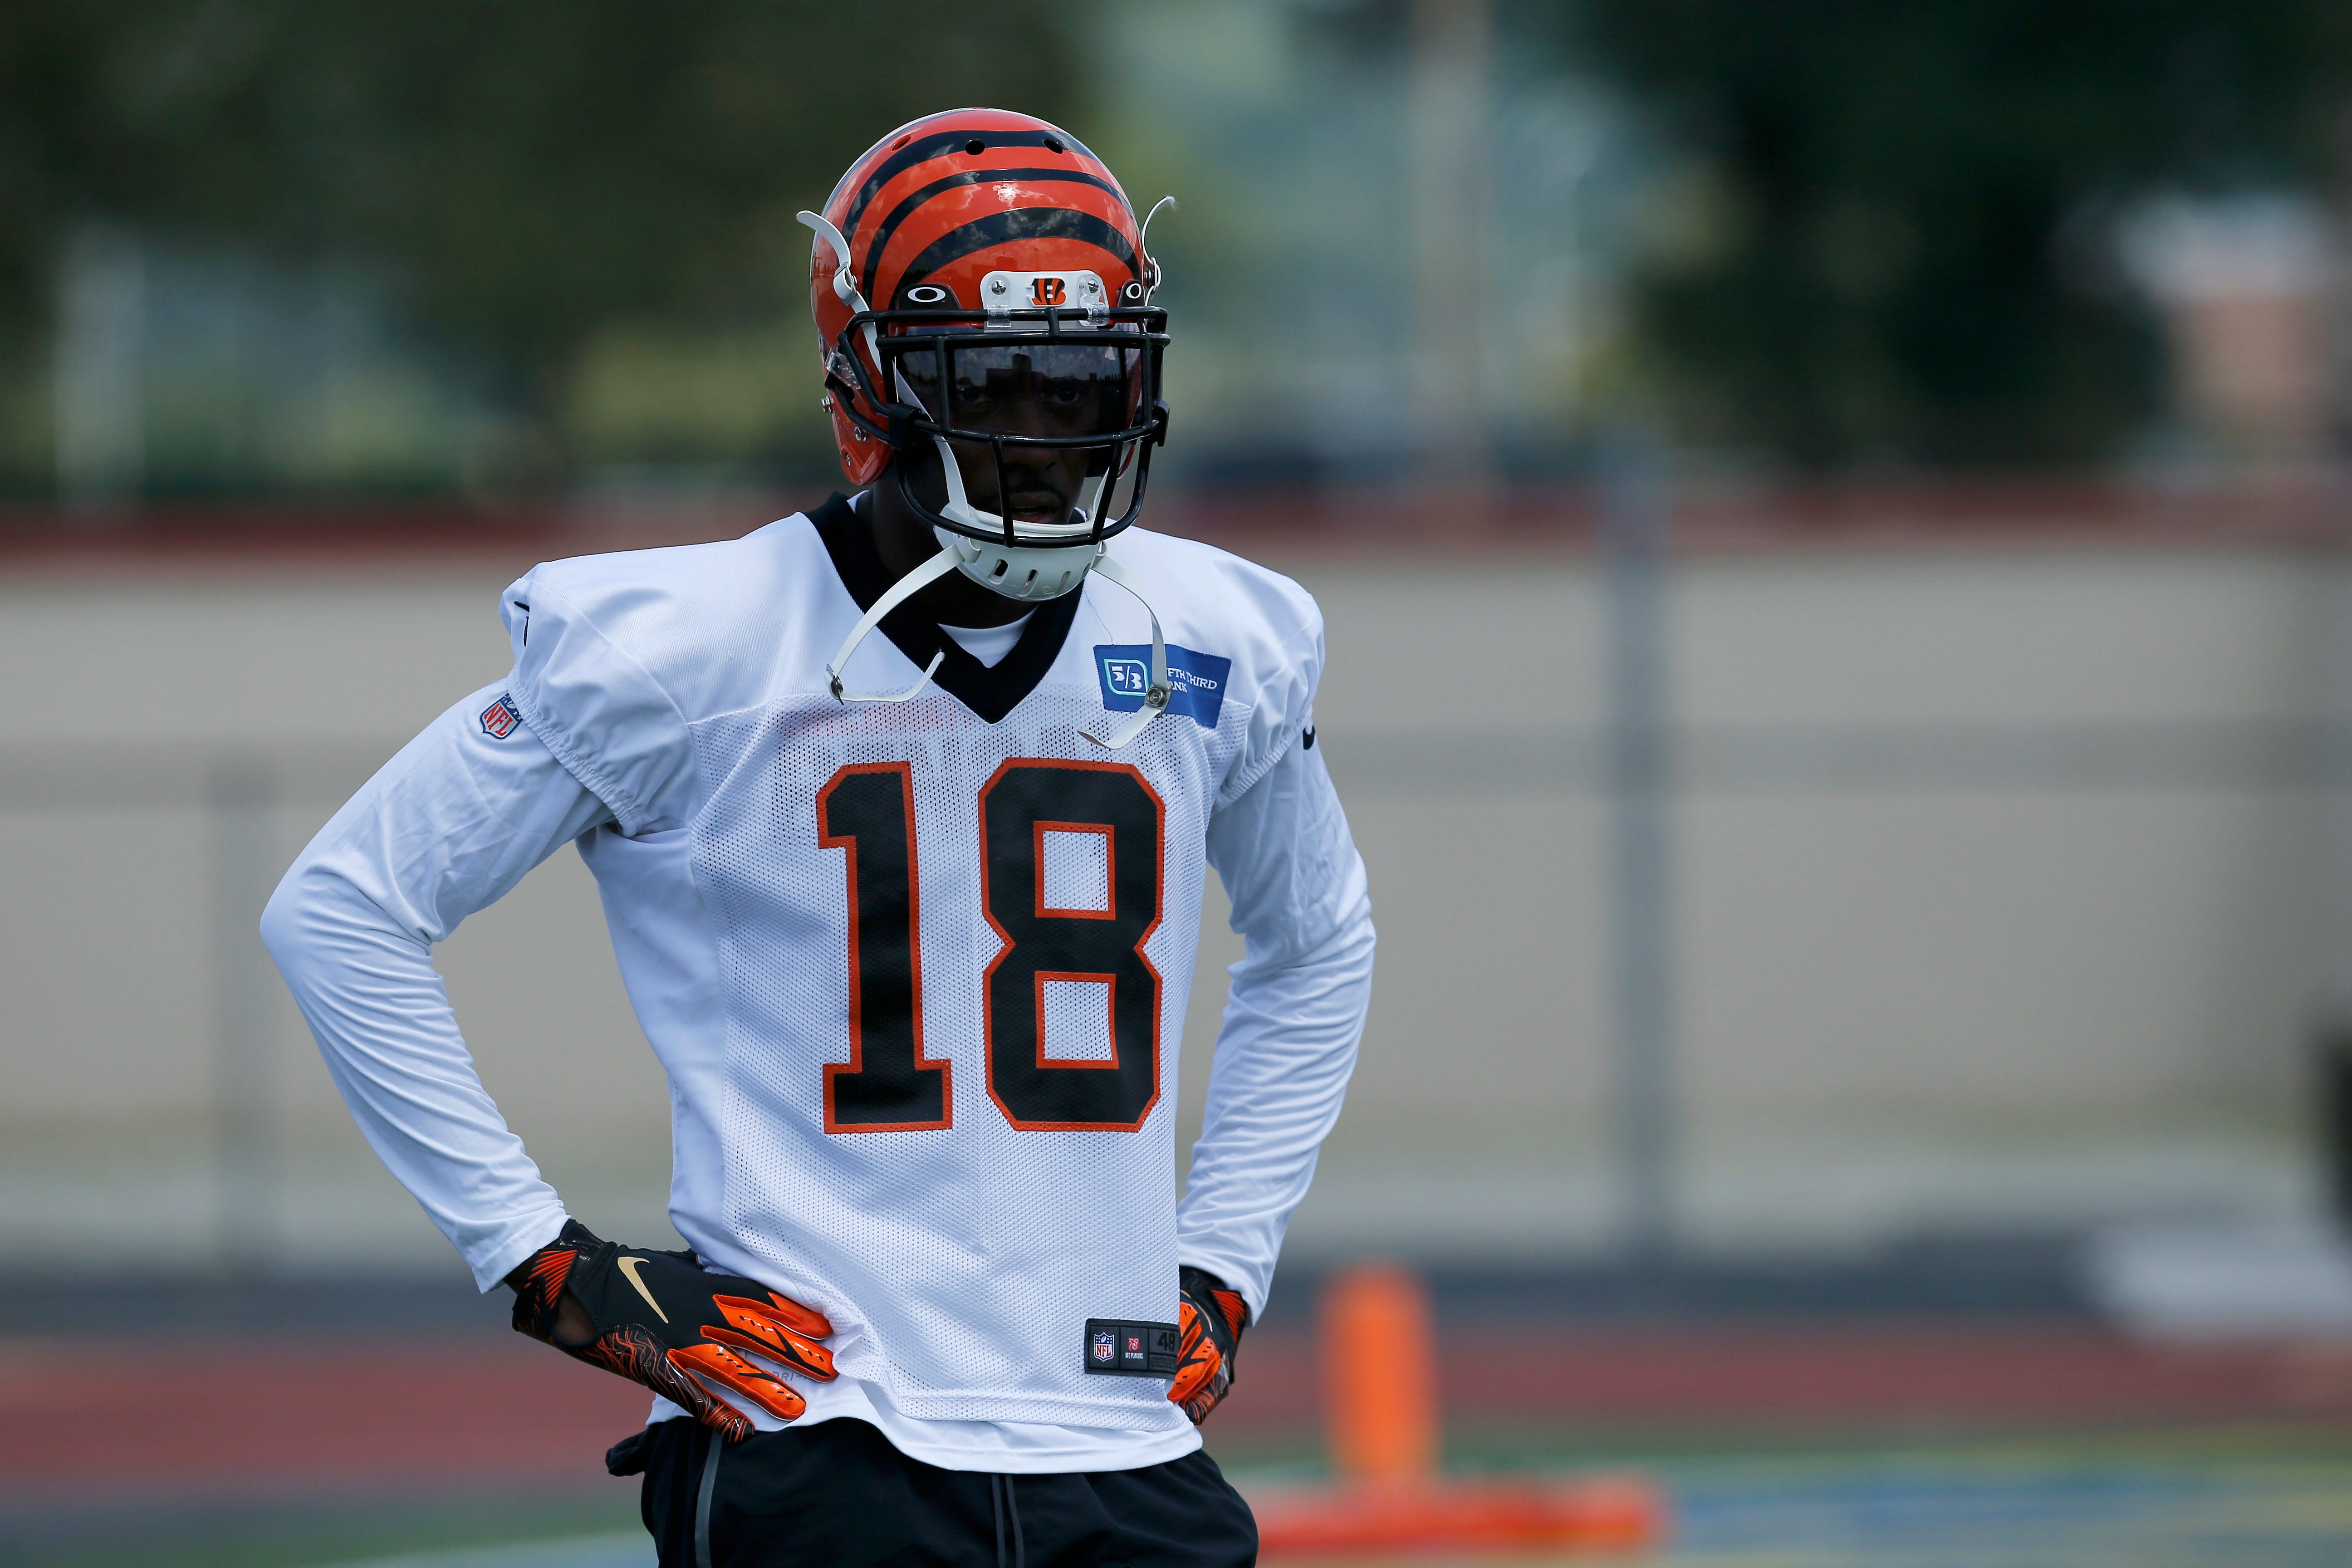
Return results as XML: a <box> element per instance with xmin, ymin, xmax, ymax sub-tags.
<box><xmin>823</xmin><ymin>516</ymin><xmax>1171</xmax><ymax>750</ymax></box>
<box><xmin>1078</xmin><ymin>552</ymin><xmax>1170</xmax><ymax>750</ymax></box>
<box><xmin>827</xmin><ymin>367</ymin><xmax>1169</xmax><ymax>743</ymax></box>
<box><xmin>823</xmin><ymin>545</ymin><xmax>954</xmax><ymax>704</ymax></box>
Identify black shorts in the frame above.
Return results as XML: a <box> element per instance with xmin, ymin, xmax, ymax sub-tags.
<box><xmin>617</xmin><ymin>1415</ymin><xmax>1258</xmax><ymax>1568</ymax></box>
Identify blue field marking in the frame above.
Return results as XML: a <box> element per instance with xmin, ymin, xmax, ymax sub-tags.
<box><xmin>1650</xmin><ymin>1453</ymin><xmax>2352</xmax><ymax>1568</ymax></box>
<box><xmin>306</xmin><ymin>1453</ymin><xmax>2352</xmax><ymax>1568</ymax></box>
<box><xmin>315</xmin><ymin>1535</ymin><xmax>653</xmax><ymax>1568</ymax></box>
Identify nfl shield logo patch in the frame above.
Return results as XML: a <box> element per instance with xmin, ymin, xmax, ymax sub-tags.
<box><xmin>1083</xmin><ymin>1316</ymin><xmax>1180</xmax><ymax>1377</ymax></box>
<box><xmin>480</xmin><ymin>695</ymin><xmax>522</xmax><ymax>740</ymax></box>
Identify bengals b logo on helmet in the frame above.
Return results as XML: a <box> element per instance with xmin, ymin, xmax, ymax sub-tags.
<box><xmin>1029</xmin><ymin>277</ymin><xmax>1069</xmax><ymax>308</ymax></box>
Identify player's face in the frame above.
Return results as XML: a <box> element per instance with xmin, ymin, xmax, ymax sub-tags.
<box><xmin>900</xmin><ymin>343</ymin><xmax>1134</xmax><ymax>527</ymax></box>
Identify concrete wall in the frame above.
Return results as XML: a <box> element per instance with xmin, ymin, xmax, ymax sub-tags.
<box><xmin>0</xmin><ymin>534</ymin><xmax>2339</xmax><ymax>1273</ymax></box>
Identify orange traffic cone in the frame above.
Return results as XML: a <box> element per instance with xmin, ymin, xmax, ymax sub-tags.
<box><xmin>1324</xmin><ymin>1261</ymin><xmax>1440</xmax><ymax>1484</ymax></box>
<box><xmin>1248</xmin><ymin>1262</ymin><xmax>1666</xmax><ymax>1559</ymax></box>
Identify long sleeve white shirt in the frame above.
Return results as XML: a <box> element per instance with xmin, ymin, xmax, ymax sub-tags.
<box><xmin>263</xmin><ymin>503</ymin><xmax>1372</xmax><ymax>1472</ymax></box>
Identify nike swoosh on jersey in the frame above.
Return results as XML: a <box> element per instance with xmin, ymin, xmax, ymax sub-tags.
<box><xmin>617</xmin><ymin>1257</ymin><xmax>670</xmax><ymax>1322</ymax></box>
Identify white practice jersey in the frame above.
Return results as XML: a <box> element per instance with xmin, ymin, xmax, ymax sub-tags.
<box><xmin>263</xmin><ymin>494</ymin><xmax>1374</xmax><ymax>1473</ymax></box>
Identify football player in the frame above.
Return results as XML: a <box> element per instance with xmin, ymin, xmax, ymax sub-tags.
<box><xmin>263</xmin><ymin>108</ymin><xmax>1372</xmax><ymax>1567</ymax></box>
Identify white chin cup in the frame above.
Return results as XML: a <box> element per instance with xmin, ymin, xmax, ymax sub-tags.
<box><xmin>938</xmin><ymin>528</ymin><xmax>1100</xmax><ymax>602</ymax></box>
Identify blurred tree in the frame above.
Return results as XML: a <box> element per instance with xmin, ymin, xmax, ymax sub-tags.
<box><xmin>1568</xmin><ymin>0</ymin><xmax>2352</xmax><ymax>466</ymax></box>
<box><xmin>0</xmin><ymin>0</ymin><xmax>1078</xmax><ymax>480</ymax></box>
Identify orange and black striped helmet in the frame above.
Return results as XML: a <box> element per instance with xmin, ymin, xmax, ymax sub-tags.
<box><xmin>801</xmin><ymin>108</ymin><xmax>1171</xmax><ymax>549</ymax></box>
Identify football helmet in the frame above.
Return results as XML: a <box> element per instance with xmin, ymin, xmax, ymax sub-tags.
<box><xmin>799</xmin><ymin>108</ymin><xmax>1176</xmax><ymax>746</ymax></box>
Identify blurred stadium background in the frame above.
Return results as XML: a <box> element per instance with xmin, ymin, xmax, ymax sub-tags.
<box><xmin>9</xmin><ymin>1</ymin><xmax>2352</xmax><ymax>1563</ymax></box>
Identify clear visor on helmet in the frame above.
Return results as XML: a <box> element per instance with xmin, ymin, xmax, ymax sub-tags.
<box><xmin>896</xmin><ymin>341</ymin><xmax>1143</xmax><ymax>452</ymax></box>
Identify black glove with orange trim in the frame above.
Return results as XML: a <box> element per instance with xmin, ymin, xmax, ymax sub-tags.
<box><xmin>1169</xmin><ymin>1265</ymin><xmax>1249</xmax><ymax>1425</ymax></box>
<box><xmin>508</xmin><ymin>1220</ymin><xmax>837</xmax><ymax>1443</ymax></box>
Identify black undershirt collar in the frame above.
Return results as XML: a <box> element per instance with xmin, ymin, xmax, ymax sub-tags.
<box><xmin>807</xmin><ymin>491</ymin><xmax>1083</xmax><ymax>725</ymax></box>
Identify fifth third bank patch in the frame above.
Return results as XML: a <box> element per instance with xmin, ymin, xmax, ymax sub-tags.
<box><xmin>1093</xmin><ymin>643</ymin><xmax>1233</xmax><ymax>729</ymax></box>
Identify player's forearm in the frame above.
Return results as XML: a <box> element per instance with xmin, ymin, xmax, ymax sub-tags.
<box><xmin>263</xmin><ymin>860</ymin><xmax>570</xmax><ymax>1287</ymax></box>
<box><xmin>1176</xmin><ymin>895</ymin><xmax>1374</xmax><ymax>1318</ymax></box>
<box><xmin>1185</xmin><ymin>725</ymin><xmax>1375</xmax><ymax>1314</ymax></box>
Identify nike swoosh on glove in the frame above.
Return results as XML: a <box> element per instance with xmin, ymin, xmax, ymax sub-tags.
<box><xmin>510</xmin><ymin>1220</ymin><xmax>836</xmax><ymax>1442</ymax></box>
<box><xmin>1169</xmin><ymin>1264</ymin><xmax>1249</xmax><ymax>1424</ymax></box>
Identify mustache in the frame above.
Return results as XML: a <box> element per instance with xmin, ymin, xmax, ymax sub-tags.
<box><xmin>979</xmin><ymin>470</ymin><xmax>1072</xmax><ymax>509</ymax></box>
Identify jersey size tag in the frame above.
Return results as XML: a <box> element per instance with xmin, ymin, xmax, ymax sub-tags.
<box><xmin>1083</xmin><ymin>1318</ymin><xmax>1180</xmax><ymax>1378</ymax></box>
<box><xmin>1093</xmin><ymin>644</ymin><xmax>1232</xmax><ymax>730</ymax></box>
<box><xmin>479</xmin><ymin>694</ymin><xmax>523</xmax><ymax>739</ymax></box>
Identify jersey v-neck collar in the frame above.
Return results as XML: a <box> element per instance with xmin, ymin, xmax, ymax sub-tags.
<box><xmin>807</xmin><ymin>491</ymin><xmax>1083</xmax><ymax>725</ymax></box>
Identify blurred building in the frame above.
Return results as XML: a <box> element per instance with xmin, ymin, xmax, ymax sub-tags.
<box><xmin>1099</xmin><ymin>0</ymin><xmax>1642</xmax><ymax>494</ymax></box>
<box><xmin>49</xmin><ymin>228</ymin><xmax>511</xmax><ymax>504</ymax></box>
<box><xmin>2120</xmin><ymin>194</ymin><xmax>2344</xmax><ymax>467</ymax></box>
<box><xmin>21</xmin><ymin>1</ymin><xmax>1643</xmax><ymax>505</ymax></box>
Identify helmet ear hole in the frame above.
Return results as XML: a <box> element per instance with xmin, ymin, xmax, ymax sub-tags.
<box><xmin>965</xmin><ymin>138</ymin><xmax>986</xmax><ymax>155</ymax></box>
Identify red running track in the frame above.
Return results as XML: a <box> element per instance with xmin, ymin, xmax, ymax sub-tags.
<box><xmin>7</xmin><ymin>1322</ymin><xmax>2351</xmax><ymax>1495</ymax></box>
<box><xmin>0</xmin><ymin>1334</ymin><xmax>647</xmax><ymax>1496</ymax></box>
<box><xmin>1225</xmin><ymin>1323</ymin><xmax>2352</xmax><ymax>1438</ymax></box>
